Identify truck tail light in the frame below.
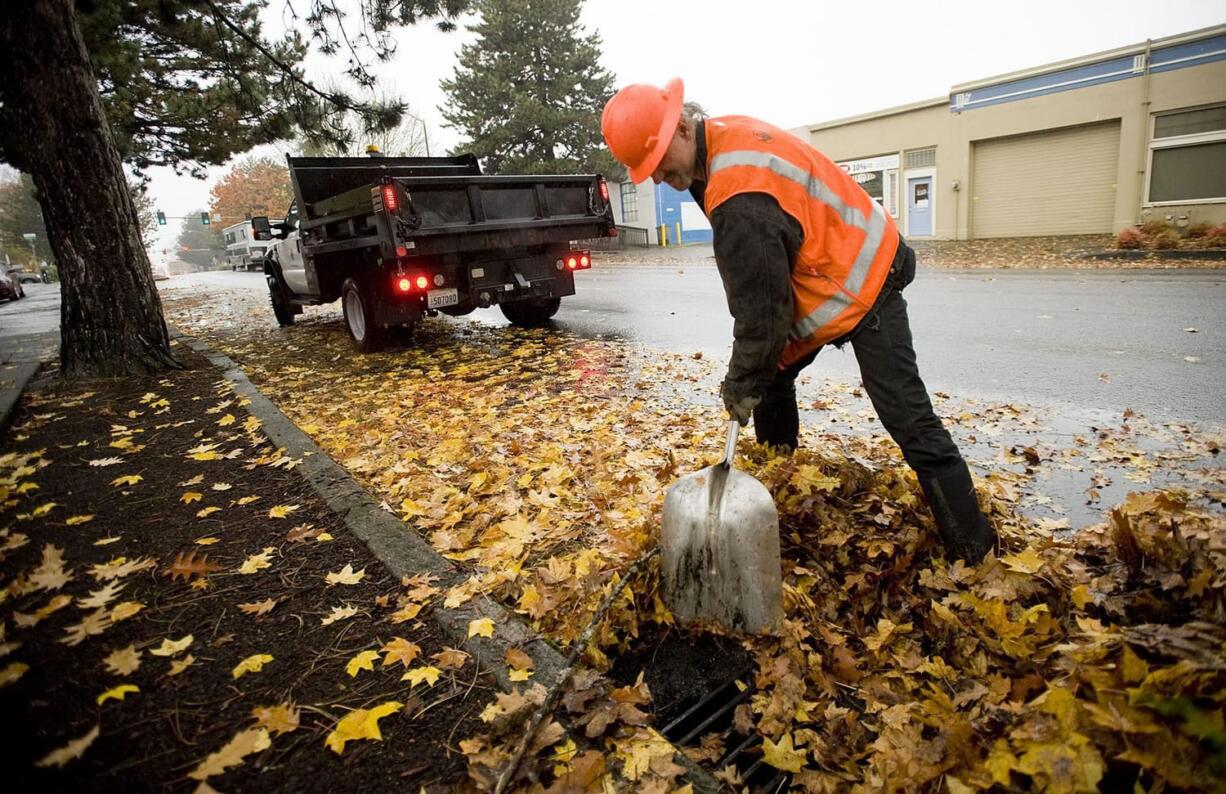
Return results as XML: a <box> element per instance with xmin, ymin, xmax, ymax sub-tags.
<box><xmin>396</xmin><ymin>276</ymin><xmax>412</xmax><ymax>293</ymax></box>
<box><xmin>598</xmin><ymin>177</ymin><xmax>609</xmax><ymax>203</ymax></box>
<box><xmin>415</xmin><ymin>275</ymin><xmax>428</xmax><ymax>289</ymax></box>
<box><xmin>562</xmin><ymin>249</ymin><xmax>592</xmax><ymax>271</ymax></box>
<box><xmin>381</xmin><ymin>184</ymin><xmax>399</xmax><ymax>213</ymax></box>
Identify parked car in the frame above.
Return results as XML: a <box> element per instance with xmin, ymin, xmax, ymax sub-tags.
<box><xmin>0</xmin><ymin>270</ymin><xmax>26</xmax><ymax>301</ymax></box>
<box><xmin>7</xmin><ymin>267</ymin><xmax>43</xmax><ymax>285</ymax></box>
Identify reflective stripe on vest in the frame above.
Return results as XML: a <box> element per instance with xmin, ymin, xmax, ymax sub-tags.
<box><xmin>708</xmin><ymin>149</ymin><xmax>891</xmax><ymax>343</ymax></box>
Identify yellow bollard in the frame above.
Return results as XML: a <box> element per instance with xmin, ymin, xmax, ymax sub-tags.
<box><xmin>659</xmin><ymin>224</ymin><xmax>667</xmax><ymax>246</ymax></box>
<box><xmin>675</xmin><ymin>222</ymin><xmax>682</xmax><ymax>245</ymax></box>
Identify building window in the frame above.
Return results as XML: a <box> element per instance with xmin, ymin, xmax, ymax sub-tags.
<box><xmin>839</xmin><ymin>154</ymin><xmax>900</xmax><ymax>218</ymax></box>
<box><xmin>1148</xmin><ymin>104</ymin><xmax>1226</xmax><ymax>204</ymax></box>
<box><xmin>620</xmin><ymin>182</ymin><xmax>638</xmax><ymax>222</ymax></box>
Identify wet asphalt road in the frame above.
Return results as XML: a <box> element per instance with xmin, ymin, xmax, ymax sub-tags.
<box><xmin>168</xmin><ymin>266</ymin><xmax>1223</xmax><ymax>428</ymax></box>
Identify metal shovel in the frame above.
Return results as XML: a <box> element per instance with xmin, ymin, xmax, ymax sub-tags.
<box><xmin>661</xmin><ymin>420</ymin><xmax>783</xmax><ymax>634</ymax></box>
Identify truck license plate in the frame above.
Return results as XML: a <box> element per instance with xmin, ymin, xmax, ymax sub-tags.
<box><xmin>427</xmin><ymin>288</ymin><xmax>458</xmax><ymax>309</ymax></box>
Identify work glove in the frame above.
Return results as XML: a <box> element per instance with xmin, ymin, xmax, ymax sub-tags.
<box><xmin>724</xmin><ymin>392</ymin><xmax>761</xmax><ymax>426</ymax></box>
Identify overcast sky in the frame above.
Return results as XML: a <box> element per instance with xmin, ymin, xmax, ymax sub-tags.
<box><xmin>130</xmin><ymin>0</ymin><xmax>1223</xmax><ymax>257</ymax></box>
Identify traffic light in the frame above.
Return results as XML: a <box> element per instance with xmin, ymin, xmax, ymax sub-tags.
<box><xmin>156</xmin><ymin>210</ymin><xmax>166</xmax><ymax>226</ymax></box>
<box><xmin>201</xmin><ymin>212</ymin><xmax>210</xmax><ymax>225</ymax></box>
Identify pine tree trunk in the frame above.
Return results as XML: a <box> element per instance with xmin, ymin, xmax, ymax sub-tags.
<box><xmin>0</xmin><ymin>0</ymin><xmax>179</xmax><ymax>377</ymax></box>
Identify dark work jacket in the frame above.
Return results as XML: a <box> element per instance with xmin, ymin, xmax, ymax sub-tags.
<box><xmin>690</xmin><ymin>120</ymin><xmax>913</xmax><ymax>403</ymax></box>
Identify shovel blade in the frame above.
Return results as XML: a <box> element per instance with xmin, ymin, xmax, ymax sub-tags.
<box><xmin>661</xmin><ymin>463</ymin><xmax>782</xmax><ymax>634</ymax></box>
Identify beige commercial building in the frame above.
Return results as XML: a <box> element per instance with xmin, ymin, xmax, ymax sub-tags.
<box><xmin>791</xmin><ymin>25</ymin><xmax>1226</xmax><ymax>240</ymax></box>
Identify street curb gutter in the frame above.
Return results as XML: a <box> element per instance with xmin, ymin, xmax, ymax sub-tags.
<box><xmin>0</xmin><ymin>361</ymin><xmax>41</xmax><ymax>433</ymax></box>
<box><xmin>178</xmin><ymin>336</ymin><xmax>721</xmax><ymax>792</ymax></box>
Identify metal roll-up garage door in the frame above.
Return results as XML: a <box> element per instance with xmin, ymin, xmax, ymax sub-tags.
<box><xmin>971</xmin><ymin>121</ymin><xmax>1120</xmax><ymax>237</ymax></box>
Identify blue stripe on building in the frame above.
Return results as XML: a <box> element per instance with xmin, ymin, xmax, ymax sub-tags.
<box><xmin>950</xmin><ymin>34</ymin><xmax>1226</xmax><ymax>112</ymax></box>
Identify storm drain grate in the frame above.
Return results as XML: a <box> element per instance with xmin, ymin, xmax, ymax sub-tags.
<box><xmin>658</xmin><ymin>662</ymin><xmax>790</xmax><ymax>793</ymax></box>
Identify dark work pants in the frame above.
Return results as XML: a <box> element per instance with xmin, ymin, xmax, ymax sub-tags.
<box><xmin>753</xmin><ymin>244</ymin><xmax>964</xmax><ymax>479</ymax></box>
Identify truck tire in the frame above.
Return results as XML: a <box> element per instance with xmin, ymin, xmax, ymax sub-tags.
<box><xmin>267</xmin><ymin>274</ymin><xmax>295</xmax><ymax>327</ymax></box>
<box><xmin>500</xmin><ymin>297</ymin><xmax>561</xmax><ymax>327</ymax></box>
<box><xmin>342</xmin><ymin>277</ymin><xmax>385</xmax><ymax>353</ymax></box>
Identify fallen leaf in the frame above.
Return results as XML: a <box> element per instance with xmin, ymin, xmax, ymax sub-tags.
<box><xmin>381</xmin><ymin>637</ymin><xmax>421</xmax><ymax>669</ymax></box>
<box><xmin>252</xmin><ymin>703</ymin><xmax>300</xmax><ymax>736</ymax></box>
<box><xmin>89</xmin><ymin>457</ymin><xmax>124</xmax><ymax>467</ymax></box>
<box><xmin>402</xmin><ymin>666</ymin><xmax>442</xmax><ymax>688</ymax></box>
<box><xmin>321</xmin><ymin>605</ymin><xmax>358</xmax><ymax>626</ymax></box>
<box><xmin>35</xmin><ymin>725</ymin><xmax>100</xmax><ymax>768</ymax></box>
<box><xmin>32</xmin><ymin>502</ymin><xmax>57</xmax><ymax>517</ymax></box>
<box><xmin>238</xmin><ymin>547</ymin><xmax>275</xmax><ymax>574</ymax></box>
<box><xmin>268</xmin><ymin>504</ymin><xmax>299</xmax><ymax>519</ymax></box>
<box><xmin>238</xmin><ymin>599</ymin><xmax>277</xmax><ymax>616</ymax></box>
<box><xmin>325</xmin><ymin>701</ymin><xmax>401</xmax><ymax>754</ymax></box>
<box><xmin>188</xmin><ymin>728</ymin><xmax>271</xmax><ymax>780</ymax></box>
<box><xmin>467</xmin><ymin>617</ymin><xmax>495</xmax><ymax>639</ymax></box>
<box><xmin>762</xmin><ymin>732</ymin><xmax>807</xmax><ymax>773</ymax></box>
<box><xmin>96</xmin><ymin>684</ymin><xmax>139</xmax><ymax>705</ymax></box>
<box><xmin>432</xmin><ymin>647</ymin><xmax>470</xmax><ymax>670</ymax></box>
<box><xmin>150</xmin><ymin>635</ymin><xmax>194</xmax><ymax>657</ymax></box>
<box><xmin>181</xmin><ymin>491</ymin><xmax>203</xmax><ymax>504</ymax></box>
<box><xmin>232</xmin><ymin>654</ymin><xmax>274</xmax><ymax>679</ymax></box>
<box><xmin>103</xmin><ymin>645</ymin><xmax>142</xmax><ymax>675</ymax></box>
<box><xmin>168</xmin><ymin>655</ymin><xmax>196</xmax><ymax>676</ymax></box>
<box><xmin>346</xmin><ymin>650</ymin><xmax>380</xmax><ymax>677</ymax></box>
<box><xmin>326</xmin><ymin>564</ymin><xmax>366</xmax><ymax>586</ymax></box>
<box><xmin>211</xmin><ymin>482</ymin><xmax>232</xmax><ymax>491</ymax></box>
<box><xmin>196</xmin><ymin>506</ymin><xmax>221</xmax><ymax>518</ymax></box>
<box><xmin>0</xmin><ymin>661</ymin><xmax>29</xmax><ymax>687</ymax></box>
<box><xmin>109</xmin><ymin>601</ymin><xmax>144</xmax><ymax>622</ymax></box>
<box><xmin>110</xmin><ymin>475</ymin><xmax>142</xmax><ymax>487</ymax></box>
<box><xmin>195</xmin><ymin>537</ymin><xmax>221</xmax><ymax>546</ymax></box>
<box><xmin>236</xmin><ymin>495</ymin><xmax>260</xmax><ymax>506</ymax></box>
<box><xmin>65</xmin><ymin>515</ymin><xmax>95</xmax><ymax>526</ymax></box>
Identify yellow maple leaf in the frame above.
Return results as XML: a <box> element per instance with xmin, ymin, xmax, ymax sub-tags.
<box><xmin>150</xmin><ymin>635</ymin><xmax>194</xmax><ymax>657</ymax></box>
<box><xmin>103</xmin><ymin>646</ymin><xmax>141</xmax><ymax>675</ymax></box>
<box><xmin>189</xmin><ymin>451</ymin><xmax>223</xmax><ymax>461</ymax></box>
<box><xmin>315</xmin><ymin>532</ymin><xmax>334</xmax><ymax>542</ymax></box>
<box><xmin>236</xmin><ymin>495</ymin><xmax>260</xmax><ymax>505</ymax></box>
<box><xmin>96</xmin><ymin>684</ymin><xmax>139</xmax><ymax>705</ymax></box>
<box><xmin>509</xmin><ymin>668</ymin><xmax>533</xmax><ymax>682</ymax></box>
<box><xmin>761</xmin><ymin>732</ymin><xmax>807</xmax><ymax>773</ymax></box>
<box><xmin>268</xmin><ymin>504</ymin><xmax>299</xmax><ymax>519</ymax></box>
<box><xmin>401</xmin><ymin>666</ymin><xmax>441</xmax><ymax>688</ymax></box>
<box><xmin>252</xmin><ymin>705</ymin><xmax>300</xmax><ymax>735</ymax></box>
<box><xmin>467</xmin><ymin>617</ymin><xmax>495</xmax><ymax>639</ymax></box>
<box><xmin>111</xmin><ymin>475</ymin><xmax>142</xmax><ymax>487</ymax></box>
<box><xmin>188</xmin><ymin>728</ymin><xmax>271</xmax><ymax>780</ymax></box>
<box><xmin>238</xmin><ymin>548</ymin><xmax>275</xmax><ymax>574</ymax></box>
<box><xmin>252</xmin><ymin>703</ymin><xmax>300</xmax><ymax>736</ymax></box>
<box><xmin>195</xmin><ymin>537</ymin><xmax>221</xmax><ymax>546</ymax></box>
<box><xmin>217</xmin><ymin>414</ymin><xmax>236</xmax><ymax>427</ymax></box>
<box><xmin>232</xmin><ymin>654</ymin><xmax>274</xmax><ymax>679</ymax></box>
<box><xmin>325</xmin><ymin>701</ymin><xmax>401</xmax><ymax>754</ymax></box>
<box><xmin>32</xmin><ymin>502</ymin><xmax>57</xmax><ymax>517</ymax></box>
<box><xmin>1000</xmin><ymin>547</ymin><xmax>1046</xmax><ymax>574</ymax></box>
<box><xmin>181</xmin><ymin>492</ymin><xmax>204</xmax><ymax>504</ymax></box>
<box><xmin>65</xmin><ymin>514</ymin><xmax>94</xmax><ymax>526</ymax></box>
<box><xmin>34</xmin><ymin>725</ymin><xmax>100</xmax><ymax>768</ymax></box>
<box><xmin>346</xmin><ymin>650</ymin><xmax>380</xmax><ymax>677</ymax></box>
<box><xmin>325</xmin><ymin>564</ymin><xmax>366</xmax><ymax>586</ymax></box>
<box><xmin>380</xmin><ymin>637</ymin><xmax>422</xmax><ymax>669</ymax></box>
<box><xmin>196</xmin><ymin>506</ymin><xmax>221</xmax><ymax>518</ymax></box>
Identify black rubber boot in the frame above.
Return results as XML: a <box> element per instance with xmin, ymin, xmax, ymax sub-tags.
<box><xmin>920</xmin><ymin>462</ymin><xmax>997</xmax><ymax>564</ymax></box>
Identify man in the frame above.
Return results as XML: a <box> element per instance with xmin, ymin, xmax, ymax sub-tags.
<box><xmin>601</xmin><ymin>78</ymin><xmax>997</xmax><ymax>563</ymax></box>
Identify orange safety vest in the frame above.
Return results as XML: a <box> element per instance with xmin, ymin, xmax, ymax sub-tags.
<box><xmin>702</xmin><ymin>115</ymin><xmax>900</xmax><ymax>367</ymax></box>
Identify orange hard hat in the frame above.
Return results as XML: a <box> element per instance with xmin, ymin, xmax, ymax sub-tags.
<box><xmin>601</xmin><ymin>78</ymin><xmax>684</xmax><ymax>184</ymax></box>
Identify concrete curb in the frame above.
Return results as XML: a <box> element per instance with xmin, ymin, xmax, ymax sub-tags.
<box><xmin>0</xmin><ymin>361</ymin><xmax>41</xmax><ymax>433</ymax></box>
<box><xmin>176</xmin><ymin>335</ymin><xmax>721</xmax><ymax>792</ymax></box>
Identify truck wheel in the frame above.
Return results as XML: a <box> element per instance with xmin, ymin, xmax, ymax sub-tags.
<box><xmin>342</xmin><ymin>277</ymin><xmax>385</xmax><ymax>353</ymax></box>
<box><xmin>500</xmin><ymin>297</ymin><xmax>561</xmax><ymax>327</ymax></box>
<box><xmin>267</xmin><ymin>274</ymin><xmax>295</xmax><ymax>327</ymax></box>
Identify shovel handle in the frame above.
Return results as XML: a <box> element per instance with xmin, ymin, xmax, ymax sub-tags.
<box><xmin>721</xmin><ymin>420</ymin><xmax>739</xmax><ymax>469</ymax></box>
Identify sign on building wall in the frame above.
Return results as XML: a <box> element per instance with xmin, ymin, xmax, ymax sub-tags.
<box><xmin>838</xmin><ymin>154</ymin><xmax>900</xmax><ymax>217</ymax></box>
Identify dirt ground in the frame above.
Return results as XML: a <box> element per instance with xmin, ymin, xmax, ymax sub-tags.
<box><xmin>1</xmin><ymin>347</ymin><xmax>492</xmax><ymax>791</ymax></box>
